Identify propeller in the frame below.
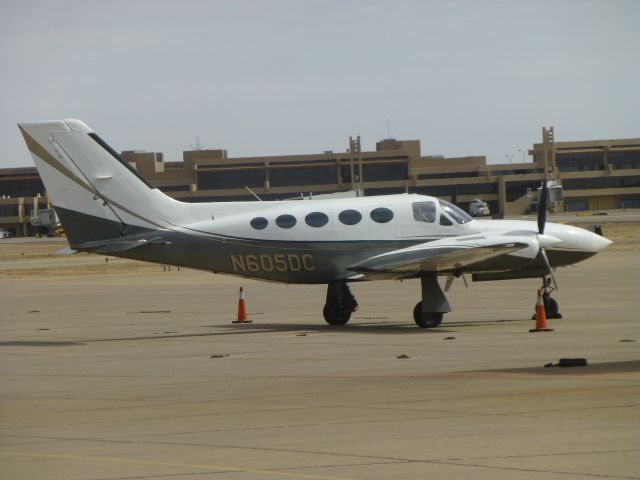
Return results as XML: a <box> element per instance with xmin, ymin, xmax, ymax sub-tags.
<box><xmin>537</xmin><ymin>180</ymin><xmax>558</xmax><ymax>290</ymax></box>
<box><xmin>538</xmin><ymin>180</ymin><xmax>548</xmax><ymax>235</ymax></box>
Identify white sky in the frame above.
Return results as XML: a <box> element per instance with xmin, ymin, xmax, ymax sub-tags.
<box><xmin>1</xmin><ymin>0</ymin><xmax>639</xmax><ymax>167</ymax></box>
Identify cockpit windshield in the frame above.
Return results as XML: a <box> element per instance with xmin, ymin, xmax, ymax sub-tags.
<box><xmin>438</xmin><ymin>199</ymin><xmax>473</xmax><ymax>224</ymax></box>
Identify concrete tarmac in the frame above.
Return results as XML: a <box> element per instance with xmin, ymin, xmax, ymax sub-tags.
<box><xmin>1</xmin><ymin>249</ymin><xmax>639</xmax><ymax>479</ymax></box>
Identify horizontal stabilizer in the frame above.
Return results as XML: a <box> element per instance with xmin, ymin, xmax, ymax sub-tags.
<box><xmin>73</xmin><ymin>235</ymin><xmax>170</xmax><ymax>254</ymax></box>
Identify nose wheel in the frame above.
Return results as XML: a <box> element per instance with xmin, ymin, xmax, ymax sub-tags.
<box><xmin>413</xmin><ymin>302</ymin><xmax>443</xmax><ymax>328</ymax></box>
<box><xmin>413</xmin><ymin>272</ymin><xmax>450</xmax><ymax>328</ymax></box>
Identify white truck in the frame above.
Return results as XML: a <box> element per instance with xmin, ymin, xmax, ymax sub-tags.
<box><xmin>469</xmin><ymin>198</ymin><xmax>490</xmax><ymax>217</ymax></box>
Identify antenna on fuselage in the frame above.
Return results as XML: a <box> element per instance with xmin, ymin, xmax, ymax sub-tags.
<box><xmin>244</xmin><ymin>186</ymin><xmax>262</xmax><ymax>201</ymax></box>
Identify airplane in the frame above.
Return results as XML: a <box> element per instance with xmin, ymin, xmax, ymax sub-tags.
<box><xmin>18</xmin><ymin>120</ymin><xmax>612</xmax><ymax>328</ymax></box>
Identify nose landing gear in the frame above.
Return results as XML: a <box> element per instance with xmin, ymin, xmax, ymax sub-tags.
<box><xmin>534</xmin><ymin>276</ymin><xmax>562</xmax><ymax>320</ymax></box>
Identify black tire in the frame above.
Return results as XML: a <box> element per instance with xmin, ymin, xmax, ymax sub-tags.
<box><xmin>544</xmin><ymin>296</ymin><xmax>562</xmax><ymax>319</ymax></box>
<box><xmin>413</xmin><ymin>302</ymin><xmax>443</xmax><ymax>328</ymax></box>
<box><xmin>323</xmin><ymin>304</ymin><xmax>352</xmax><ymax>326</ymax></box>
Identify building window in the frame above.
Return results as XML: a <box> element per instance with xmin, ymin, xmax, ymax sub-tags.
<box><xmin>363</xmin><ymin>162</ymin><xmax>409</xmax><ymax>181</ymax></box>
<box><xmin>412</xmin><ymin>201</ymin><xmax>436</xmax><ymax>223</ymax></box>
<box><xmin>275</xmin><ymin>214</ymin><xmax>297</xmax><ymax>229</ymax></box>
<box><xmin>269</xmin><ymin>166</ymin><xmax>337</xmax><ymax>187</ymax></box>
<box><xmin>305</xmin><ymin>212</ymin><xmax>329</xmax><ymax>228</ymax></box>
<box><xmin>370</xmin><ymin>207</ymin><xmax>394</xmax><ymax>223</ymax></box>
<box><xmin>197</xmin><ymin>169</ymin><xmax>265</xmax><ymax>190</ymax></box>
<box><xmin>363</xmin><ymin>187</ymin><xmax>406</xmax><ymax>196</ymax></box>
<box><xmin>411</xmin><ymin>182</ymin><xmax>498</xmax><ymax>197</ymax></box>
<box><xmin>504</xmin><ymin>180</ymin><xmax>541</xmax><ymax>202</ymax></box>
<box><xmin>563</xmin><ymin>175</ymin><xmax>640</xmax><ymax>190</ymax></box>
<box><xmin>250</xmin><ymin>217</ymin><xmax>268</xmax><ymax>230</ymax></box>
<box><xmin>338</xmin><ymin>209</ymin><xmax>362</xmax><ymax>225</ymax></box>
<box><xmin>0</xmin><ymin>178</ymin><xmax>45</xmax><ymax>198</ymax></box>
<box><xmin>608</xmin><ymin>151</ymin><xmax>640</xmax><ymax>170</ymax></box>
<box><xmin>556</xmin><ymin>152</ymin><xmax>604</xmax><ymax>172</ymax></box>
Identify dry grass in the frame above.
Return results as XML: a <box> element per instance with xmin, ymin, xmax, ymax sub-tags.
<box><xmin>594</xmin><ymin>223</ymin><xmax>640</xmax><ymax>250</ymax></box>
<box><xmin>0</xmin><ymin>241</ymin><xmax>170</xmax><ymax>278</ymax></box>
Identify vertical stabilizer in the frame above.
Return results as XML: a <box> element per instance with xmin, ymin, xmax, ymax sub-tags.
<box><xmin>18</xmin><ymin>120</ymin><xmax>178</xmax><ymax>246</ymax></box>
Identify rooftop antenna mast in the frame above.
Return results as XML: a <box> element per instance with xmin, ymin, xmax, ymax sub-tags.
<box><xmin>387</xmin><ymin>118</ymin><xmax>392</xmax><ymax>139</ymax></box>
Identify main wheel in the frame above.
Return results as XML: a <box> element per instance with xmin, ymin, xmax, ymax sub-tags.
<box><xmin>413</xmin><ymin>302</ymin><xmax>443</xmax><ymax>328</ymax></box>
<box><xmin>323</xmin><ymin>304</ymin><xmax>352</xmax><ymax>326</ymax></box>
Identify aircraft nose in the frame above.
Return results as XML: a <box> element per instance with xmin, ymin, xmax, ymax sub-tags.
<box><xmin>589</xmin><ymin>230</ymin><xmax>613</xmax><ymax>252</ymax></box>
<box><xmin>573</xmin><ymin>226</ymin><xmax>612</xmax><ymax>252</ymax></box>
<box><xmin>547</xmin><ymin>223</ymin><xmax>613</xmax><ymax>253</ymax></box>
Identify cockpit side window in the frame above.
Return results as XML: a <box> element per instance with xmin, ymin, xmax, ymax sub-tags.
<box><xmin>412</xmin><ymin>201</ymin><xmax>436</xmax><ymax>223</ymax></box>
<box><xmin>439</xmin><ymin>214</ymin><xmax>453</xmax><ymax>226</ymax></box>
<box><xmin>438</xmin><ymin>199</ymin><xmax>473</xmax><ymax>224</ymax></box>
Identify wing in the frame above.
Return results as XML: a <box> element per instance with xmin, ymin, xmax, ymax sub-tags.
<box><xmin>348</xmin><ymin>233</ymin><xmax>537</xmax><ymax>279</ymax></box>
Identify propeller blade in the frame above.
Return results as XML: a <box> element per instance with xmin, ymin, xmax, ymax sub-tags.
<box><xmin>540</xmin><ymin>247</ymin><xmax>558</xmax><ymax>290</ymax></box>
<box><xmin>538</xmin><ymin>180</ymin><xmax>548</xmax><ymax>234</ymax></box>
<box><xmin>445</xmin><ymin>274</ymin><xmax>455</xmax><ymax>292</ymax></box>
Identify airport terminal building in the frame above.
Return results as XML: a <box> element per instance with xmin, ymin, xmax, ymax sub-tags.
<box><xmin>1</xmin><ymin>131</ymin><xmax>639</xmax><ymax>237</ymax></box>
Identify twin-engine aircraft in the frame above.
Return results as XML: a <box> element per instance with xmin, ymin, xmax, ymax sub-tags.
<box><xmin>19</xmin><ymin>120</ymin><xmax>612</xmax><ymax>327</ymax></box>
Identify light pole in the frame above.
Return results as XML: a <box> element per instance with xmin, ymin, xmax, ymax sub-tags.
<box><xmin>518</xmin><ymin>149</ymin><xmax>526</xmax><ymax>162</ymax></box>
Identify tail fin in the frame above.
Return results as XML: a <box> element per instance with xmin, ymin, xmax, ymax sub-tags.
<box><xmin>18</xmin><ymin>120</ymin><xmax>176</xmax><ymax>246</ymax></box>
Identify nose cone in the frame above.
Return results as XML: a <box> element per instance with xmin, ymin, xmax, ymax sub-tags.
<box><xmin>547</xmin><ymin>223</ymin><xmax>613</xmax><ymax>253</ymax></box>
<box><xmin>590</xmin><ymin>231</ymin><xmax>613</xmax><ymax>252</ymax></box>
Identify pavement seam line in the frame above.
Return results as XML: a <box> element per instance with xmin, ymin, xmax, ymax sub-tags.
<box><xmin>0</xmin><ymin>451</ymin><xmax>358</xmax><ymax>480</ymax></box>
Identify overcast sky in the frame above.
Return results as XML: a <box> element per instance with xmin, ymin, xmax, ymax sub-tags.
<box><xmin>1</xmin><ymin>0</ymin><xmax>638</xmax><ymax>167</ymax></box>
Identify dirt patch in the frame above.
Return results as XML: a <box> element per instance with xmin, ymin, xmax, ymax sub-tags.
<box><xmin>0</xmin><ymin>241</ymin><xmax>66</xmax><ymax>260</ymax></box>
<box><xmin>582</xmin><ymin>223</ymin><xmax>640</xmax><ymax>250</ymax></box>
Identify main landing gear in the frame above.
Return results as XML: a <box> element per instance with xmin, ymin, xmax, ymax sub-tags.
<box><xmin>323</xmin><ymin>280</ymin><xmax>358</xmax><ymax>326</ymax></box>
<box><xmin>323</xmin><ymin>275</ymin><xmax>451</xmax><ymax>328</ymax></box>
<box><xmin>413</xmin><ymin>272</ymin><xmax>451</xmax><ymax>328</ymax></box>
<box><xmin>535</xmin><ymin>276</ymin><xmax>562</xmax><ymax>320</ymax></box>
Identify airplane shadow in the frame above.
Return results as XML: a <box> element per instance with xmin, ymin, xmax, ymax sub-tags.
<box><xmin>201</xmin><ymin>317</ymin><xmax>530</xmax><ymax>336</ymax></box>
<box><xmin>207</xmin><ymin>322</ymin><xmax>449</xmax><ymax>335</ymax></box>
<box><xmin>1</xmin><ymin>318</ymin><xmax>534</xmax><ymax>346</ymax></box>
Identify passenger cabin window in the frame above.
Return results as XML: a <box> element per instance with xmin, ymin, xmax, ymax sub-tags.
<box><xmin>439</xmin><ymin>214</ymin><xmax>453</xmax><ymax>226</ymax></box>
<box><xmin>305</xmin><ymin>212</ymin><xmax>329</xmax><ymax>228</ymax></box>
<box><xmin>370</xmin><ymin>207</ymin><xmax>394</xmax><ymax>223</ymax></box>
<box><xmin>250</xmin><ymin>217</ymin><xmax>268</xmax><ymax>230</ymax></box>
<box><xmin>275</xmin><ymin>214</ymin><xmax>297</xmax><ymax>229</ymax></box>
<box><xmin>339</xmin><ymin>209</ymin><xmax>362</xmax><ymax>225</ymax></box>
<box><xmin>438</xmin><ymin>199</ymin><xmax>473</xmax><ymax>224</ymax></box>
<box><xmin>412</xmin><ymin>201</ymin><xmax>436</xmax><ymax>223</ymax></box>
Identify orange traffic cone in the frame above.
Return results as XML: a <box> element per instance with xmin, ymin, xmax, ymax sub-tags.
<box><xmin>232</xmin><ymin>287</ymin><xmax>252</xmax><ymax>324</ymax></box>
<box><xmin>530</xmin><ymin>289</ymin><xmax>553</xmax><ymax>332</ymax></box>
